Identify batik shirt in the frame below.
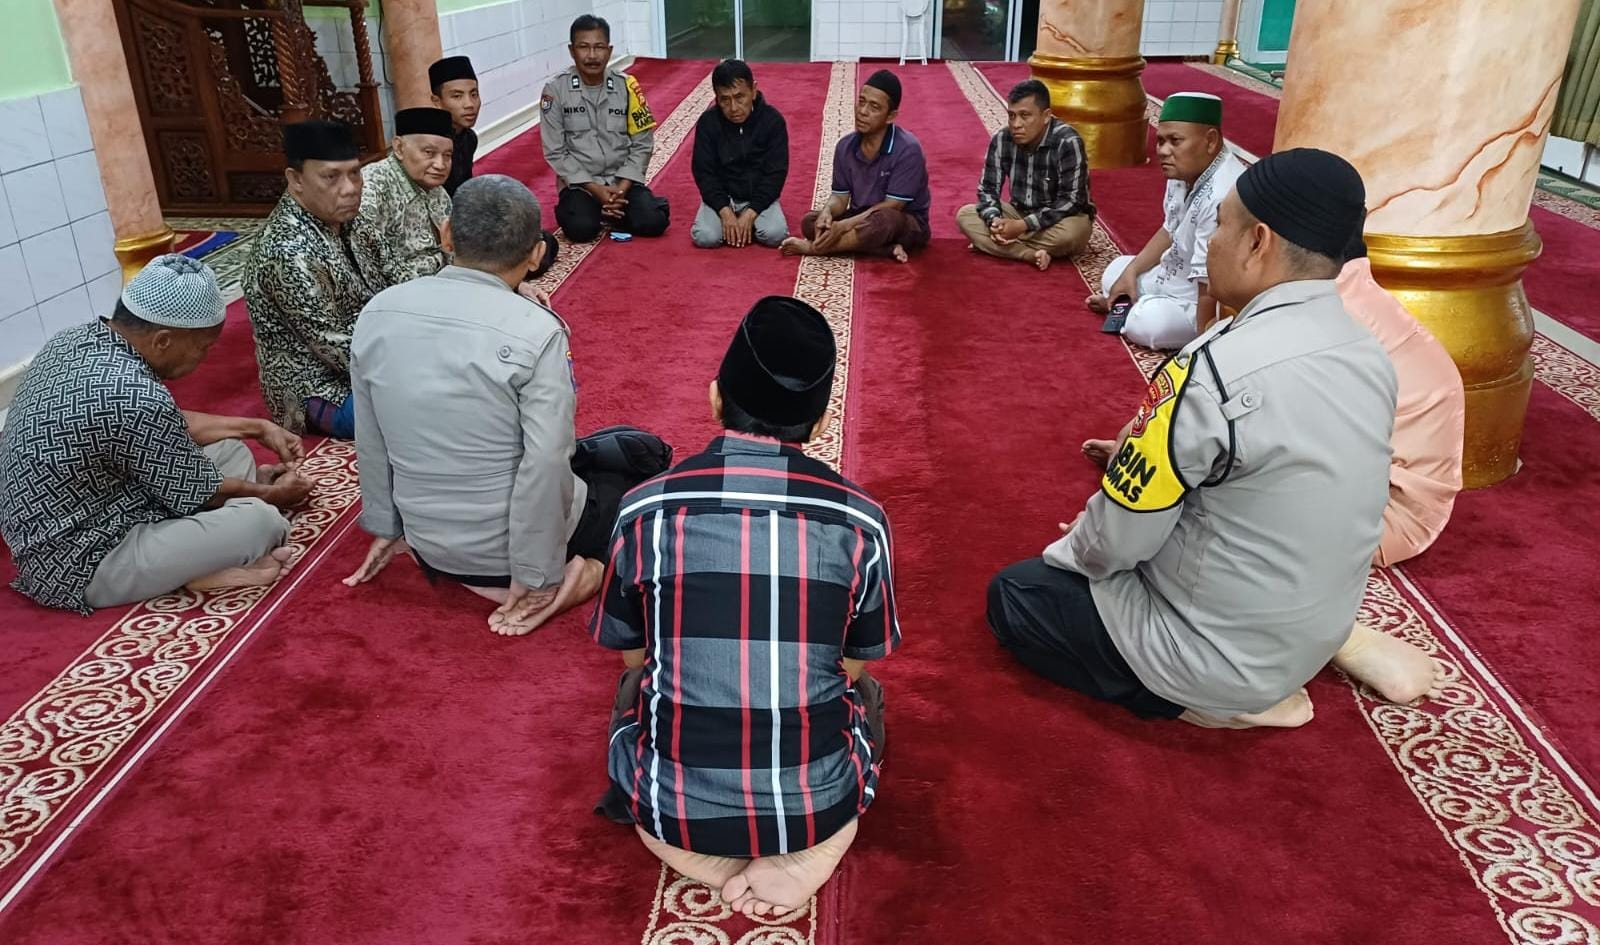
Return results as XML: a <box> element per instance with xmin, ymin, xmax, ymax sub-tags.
<box><xmin>351</xmin><ymin>154</ymin><xmax>452</xmax><ymax>289</ymax></box>
<box><xmin>243</xmin><ymin>193</ymin><xmax>379</xmax><ymax>433</ymax></box>
<box><xmin>0</xmin><ymin>322</ymin><xmax>224</xmax><ymax>613</ymax></box>
<box><xmin>1149</xmin><ymin>147</ymin><xmax>1248</xmax><ymax>302</ymax></box>
<box><xmin>593</xmin><ymin>434</ymin><xmax>901</xmax><ymax>857</ymax></box>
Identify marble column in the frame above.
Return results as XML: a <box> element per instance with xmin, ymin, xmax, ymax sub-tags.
<box><xmin>1212</xmin><ymin>0</ymin><xmax>1242</xmax><ymax>64</ymax></box>
<box><xmin>1274</xmin><ymin>0</ymin><xmax>1582</xmax><ymax>487</ymax></box>
<box><xmin>1029</xmin><ymin>0</ymin><xmax>1147</xmax><ymax>167</ymax></box>
<box><xmin>379</xmin><ymin>0</ymin><xmax>444</xmax><ymax>111</ymax></box>
<box><xmin>52</xmin><ymin>0</ymin><xmax>174</xmax><ymax>281</ymax></box>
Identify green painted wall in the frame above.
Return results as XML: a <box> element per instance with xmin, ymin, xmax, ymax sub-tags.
<box><xmin>0</xmin><ymin>0</ymin><xmax>74</xmax><ymax>99</ymax></box>
<box><xmin>1257</xmin><ymin>0</ymin><xmax>1297</xmax><ymax>52</ymax></box>
<box><xmin>437</xmin><ymin>0</ymin><xmax>515</xmax><ymax>14</ymax></box>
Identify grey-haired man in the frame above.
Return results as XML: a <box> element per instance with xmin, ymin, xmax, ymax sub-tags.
<box><xmin>0</xmin><ymin>256</ymin><xmax>313</xmax><ymax>614</ymax></box>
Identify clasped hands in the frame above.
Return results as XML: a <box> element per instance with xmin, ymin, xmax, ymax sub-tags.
<box><xmin>586</xmin><ymin>181</ymin><xmax>632</xmax><ymax>221</ymax></box>
<box><xmin>988</xmin><ymin>215</ymin><xmax>1029</xmax><ymax>245</ymax></box>
<box><xmin>719</xmin><ymin>205</ymin><xmax>760</xmax><ymax>248</ymax></box>
<box><xmin>251</xmin><ymin>419</ymin><xmax>314</xmax><ymax>508</ymax></box>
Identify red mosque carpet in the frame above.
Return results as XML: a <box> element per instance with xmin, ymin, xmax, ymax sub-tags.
<box><xmin>0</xmin><ymin>58</ymin><xmax>1597</xmax><ymax>944</ymax></box>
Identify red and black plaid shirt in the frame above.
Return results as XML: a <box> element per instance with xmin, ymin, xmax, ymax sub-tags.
<box><xmin>593</xmin><ymin>434</ymin><xmax>900</xmax><ymax>857</ymax></box>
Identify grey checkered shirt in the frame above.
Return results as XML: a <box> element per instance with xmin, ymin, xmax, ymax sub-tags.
<box><xmin>976</xmin><ymin>117</ymin><xmax>1095</xmax><ymax>231</ymax></box>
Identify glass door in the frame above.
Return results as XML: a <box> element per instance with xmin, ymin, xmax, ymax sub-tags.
<box><xmin>939</xmin><ymin>0</ymin><xmax>1023</xmax><ymax>61</ymax></box>
<box><xmin>663</xmin><ymin>0</ymin><xmax>812</xmax><ymax>61</ymax></box>
<box><xmin>742</xmin><ymin>0</ymin><xmax>811</xmax><ymax>61</ymax></box>
<box><xmin>665</xmin><ymin>0</ymin><xmax>736</xmax><ymax>59</ymax></box>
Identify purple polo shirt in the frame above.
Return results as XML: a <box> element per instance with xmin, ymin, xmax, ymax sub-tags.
<box><xmin>830</xmin><ymin>125</ymin><xmax>931</xmax><ymax>225</ymax></box>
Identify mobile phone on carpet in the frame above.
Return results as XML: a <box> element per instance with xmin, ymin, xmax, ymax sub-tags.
<box><xmin>608</xmin><ymin>231</ymin><xmax>633</xmax><ymax>242</ymax></box>
<box><xmin>1100</xmin><ymin>295</ymin><xmax>1133</xmax><ymax>334</ymax></box>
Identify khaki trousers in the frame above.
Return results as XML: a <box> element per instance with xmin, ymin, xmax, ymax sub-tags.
<box><xmin>83</xmin><ymin>439</ymin><xmax>291</xmax><ymax>609</ymax></box>
<box><xmin>956</xmin><ymin>202</ymin><xmax>1092</xmax><ymax>262</ymax></box>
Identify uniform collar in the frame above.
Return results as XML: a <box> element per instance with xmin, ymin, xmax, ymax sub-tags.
<box><xmin>1235</xmin><ymin>279</ymin><xmax>1340</xmax><ymax>323</ymax></box>
<box><xmin>435</xmin><ymin>265</ymin><xmax>515</xmax><ymax>291</ymax></box>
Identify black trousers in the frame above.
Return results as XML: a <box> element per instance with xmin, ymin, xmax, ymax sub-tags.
<box><xmin>986</xmin><ymin>558</ymin><xmax>1185</xmax><ymax>719</ymax></box>
<box><xmin>556</xmin><ymin>184</ymin><xmax>670</xmax><ymax>242</ymax></box>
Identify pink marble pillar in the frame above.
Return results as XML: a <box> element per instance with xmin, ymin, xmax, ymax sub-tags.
<box><xmin>1274</xmin><ymin>0</ymin><xmax>1583</xmax><ymax>486</ymax></box>
<box><xmin>1030</xmin><ymin>0</ymin><xmax>1147</xmax><ymax>167</ymax></box>
<box><xmin>380</xmin><ymin>0</ymin><xmax>444</xmax><ymax>111</ymax></box>
<box><xmin>52</xmin><ymin>0</ymin><xmax>174</xmax><ymax>280</ymax></box>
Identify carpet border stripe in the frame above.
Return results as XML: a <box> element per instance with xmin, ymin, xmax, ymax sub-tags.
<box><xmin>954</xmin><ymin>59</ymin><xmax>1600</xmax><ymax>943</ymax></box>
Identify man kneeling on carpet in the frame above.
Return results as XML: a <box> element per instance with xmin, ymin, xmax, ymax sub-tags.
<box><xmin>1086</xmin><ymin>93</ymin><xmax>1247</xmax><ymax>350</ymax></box>
<box><xmin>782</xmin><ymin>70</ymin><xmax>931</xmax><ymax>263</ymax></box>
<box><xmin>341</xmin><ymin>175</ymin><xmax>669</xmax><ymax>634</ymax></box>
<box><xmin>593</xmin><ymin>296</ymin><xmax>899</xmax><ymax>916</ymax></box>
<box><xmin>988</xmin><ymin>149</ymin><xmax>1443</xmax><ymax>728</ymax></box>
<box><xmin>0</xmin><ymin>256</ymin><xmax>312</xmax><ymax>614</ymax></box>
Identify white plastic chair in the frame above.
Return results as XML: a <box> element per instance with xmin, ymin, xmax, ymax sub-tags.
<box><xmin>900</xmin><ymin>0</ymin><xmax>930</xmax><ymax>65</ymax></box>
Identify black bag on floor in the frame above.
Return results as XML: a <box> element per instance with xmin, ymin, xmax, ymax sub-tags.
<box><xmin>573</xmin><ymin>425</ymin><xmax>673</xmax><ymax>481</ymax></box>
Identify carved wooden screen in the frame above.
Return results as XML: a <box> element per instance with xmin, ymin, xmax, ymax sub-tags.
<box><xmin>113</xmin><ymin>0</ymin><xmax>385</xmax><ymax>216</ymax></box>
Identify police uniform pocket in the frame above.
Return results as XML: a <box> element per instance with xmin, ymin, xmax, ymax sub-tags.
<box><xmin>495</xmin><ymin>344</ymin><xmax>537</xmax><ymax>369</ymax></box>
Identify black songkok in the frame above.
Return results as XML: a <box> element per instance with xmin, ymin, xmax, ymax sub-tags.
<box><xmin>283</xmin><ymin>119</ymin><xmax>358</xmax><ymax>163</ymax></box>
<box><xmin>429</xmin><ymin>55</ymin><xmax>477</xmax><ymax>92</ymax></box>
<box><xmin>718</xmin><ymin>296</ymin><xmax>836</xmax><ymax>428</ymax></box>
<box><xmin>1235</xmin><ymin>148</ymin><xmax>1366</xmax><ymax>260</ymax></box>
<box><xmin>864</xmin><ymin>69</ymin><xmax>902</xmax><ymax>111</ymax></box>
<box><xmin>394</xmin><ymin>107</ymin><xmax>455</xmax><ymax>139</ymax></box>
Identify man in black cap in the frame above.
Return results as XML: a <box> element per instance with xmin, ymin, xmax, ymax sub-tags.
<box><xmin>244</xmin><ymin>119</ymin><xmax>380</xmax><ymax>436</ymax></box>
<box><xmin>350</xmin><ymin>106</ymin><xmax>455</xmax><ymax>289</ymax></box>
<box><xmin>431</xmin><ymin>54</ymin><xmax>560</xmax><ymax>281</ymax></box>
<box><xmin>990</xmin><ymin>148</ymin><xmax>1442</xmax><ymax>730</ymax></box>
<box><xmin>593</xmin><ymin>297</ymin><xmax>899</xmax><ymax>918</ymax></box>
<box><xmin>782</xmin><ymin>69</ymin><xmax>930</xmax><ymax>263</ymax></box>
<box><xmin>430</xmin><ymin>55</ymin><xmax>480</xmax><ymax>197</ymax></box>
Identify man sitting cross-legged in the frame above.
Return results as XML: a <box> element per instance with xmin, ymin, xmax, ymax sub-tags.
<box><xmin>956</xmin><ymin>79</ymin><xmax>1094</xmax><ymax>272</ymax></box>
<box><xmin>990</xmin><ymin>150</ymin><xmax>1443</xmax><ymax>728</ymax></box>
<box><xmin>351</xmin><ymin>107</ymin><xmax>455</xmax><ymax>289</ymax></box>
<box><xmin>1086</xmin><ymin>93</ymin><xmax>1247</xmax><ymax>350</ymax></box>
<box><xmin>782</xmin><ymin>70</ymin><xmax>930</xmax><ymax>263</ymax></box>
<box><xmin>0</xmin><ymin>256</ymin><xmax>312</xmax><ymax>614</ymax></box>
<box><xmin>593</xmin><ymin>296</ymin><xmax>899</xmax><ymax>917</ymax></box>
<box><xmin>342</xmin><ymin>175</ymin><xmax>667</xmax><ymax>634</ymax></box>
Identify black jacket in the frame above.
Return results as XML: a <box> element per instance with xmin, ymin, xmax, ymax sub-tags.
<box><xmin>691</xmin><ymin>94</ymin><xmax>788</xmax><ymax>213</ymax></box>
<box><xmin>443</xmin><ymin>127</ymin><xmax>478</xmax><ymax>197</ymax></box>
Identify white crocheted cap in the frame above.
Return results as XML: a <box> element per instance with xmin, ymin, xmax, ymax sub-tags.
<box><xmin>120</xmin><ymin>254</ymin><xmax>225</xmax><ymax>329</ymax></box>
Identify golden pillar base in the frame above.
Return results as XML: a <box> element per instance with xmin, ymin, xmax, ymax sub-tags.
<box><xmin>1028</xmin><ymin>54</ymin><xmax>1148</xmax><ymax>168</ymax></box>
<box><xmin>1211</xmin><ymin>40</ymin><xmax>1240</xmax><ymax>64</ymax></box>
<box><xmin>1366</xmin><ymin>223</ymin><xmax>1543</xmax><ymax>488</ymax></box>
<box><xmin>113</xmin><ymin>227</ymin><xmax>178</xmax><ymax>284</ymax></box>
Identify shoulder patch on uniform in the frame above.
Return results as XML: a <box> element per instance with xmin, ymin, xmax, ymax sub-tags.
<box><xmin>540</xmin><ymin>92</ymin><xmax>553</xmax><ymax>112</ymax></box>
<box><xmin>1101</xmin><ymin>354</ymin><xmax>1195</xmax><ymax>512</ymax></box>
<box><xmin>605</xmin><ymin>75</ymin><xmax>616</xmax><ymax>92</ymax></box>
<box><xmin>625</xmin><ymin>74</ymin><xmax>656</xmax><ymax>135</ymax></box>
<box><xmin>569</xmin><ymin>74</ymin><xmax>581</xmax><ymax>90</ymax></box>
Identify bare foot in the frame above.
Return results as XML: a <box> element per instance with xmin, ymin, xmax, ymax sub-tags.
<box><xmin>187</xmin><ymin>546</ymin><xmax>292</xmax><ymax>592</ymax></box>
<box><xmin>1082</xmin><ymin>438</ymin><xmax>1116</xmax><ymax>469</ymax></box>
<box><xmin>634</xmin><ymin>826</ymin><xmax>748</xmax><ymax>891</ymax></box>
<box><xmin>891</xmin><ymin>244</ymin><xmax>909</xmax><ymax>263</ymax></box>
<box><xmin>1032</xmin><ymin>249</ymin><xmax>1052</xmax><ymax>272</ymax></box>
<box><xmin>1179</xmin><ymin>689</ymin><xmax>1314</xmax><ymax>730</ymax></box>
<box><xmin>1086</xmin><ymin>293</ymin><xmax>1111</xmax><ymax>314</ymax></box>
<box><xmin>721</xmin><ymin>818</ymin><xmax>858</xmax><ymax>917</ymax></box>
<box><xmin>1333</xmin><ymin>622</ymin><xmax>1445</xmax><ymax>704</ymax></box>
<box><xmin>780</xmin><ymin>237</ymin><xmax>813</xmax><ymax>256</ymax></box>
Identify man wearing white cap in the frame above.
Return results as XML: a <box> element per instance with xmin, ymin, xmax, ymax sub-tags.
<box><xmin>0</xmin><ymin>256</ymin><xmax>313</xmax><ymax>614</ymax></box>
<box><xmin>1086</xmin><ymin>92</ymin><xmax>1247</xmax><ymax>350</ymax></box>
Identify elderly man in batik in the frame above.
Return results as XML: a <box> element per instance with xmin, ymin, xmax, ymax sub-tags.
<box><xmin>352</xmin><ymin>106</ymin><xmax>455</xmax><ymax>288</ymax></box>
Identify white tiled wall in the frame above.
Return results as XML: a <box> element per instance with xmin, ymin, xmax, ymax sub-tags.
<box><xmin>813</xmin><ymin>1</ymin><xmax>930</xmax><ymax>61</ymax></box>
<box><xmin>1141</xmin><ymin>0</ymin><xmax>1225</xmax><ymax>57</ymax></box>
<box><xmin>308</xmin><ymin>1</ymin><xmax>656</xmax><ymax>138</ymax></box>
<box><xmin>0</xmin><ymin>86</ymin><xmax>120</xmax><ymax>375</ymax></box>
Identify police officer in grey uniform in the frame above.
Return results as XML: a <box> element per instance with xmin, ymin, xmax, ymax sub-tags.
<box><xmin>988</xmin><ymin>149</ymin><xmax>1440</xmax><ymax>728</ymax></box>
<box><xmin>540</xmin><ymin>15</ymin><xmax>669</xmax><ymax>243</ymax></box>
